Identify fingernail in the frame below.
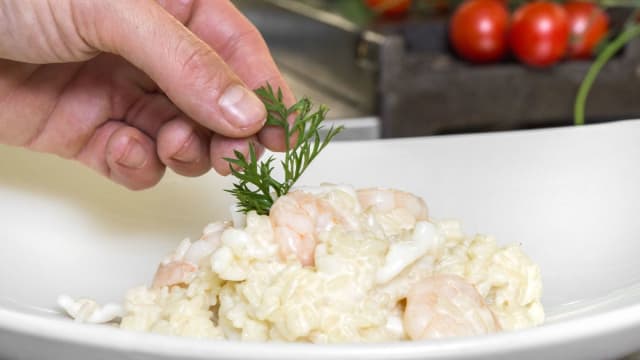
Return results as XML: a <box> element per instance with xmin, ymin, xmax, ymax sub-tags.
<box><xmin>218</xmin><ymin>84</ymin><xmax>266</xmax><ymax>128</ymax></box>
<box><xmin>117</xmin><ymin>138</ymin><xmax>147</xmax><ymax>169</ymax></box>
<box><xmin>171</xmin><ymin>132</ymin><xmax>200</xmax><ymax>163</ymax></box>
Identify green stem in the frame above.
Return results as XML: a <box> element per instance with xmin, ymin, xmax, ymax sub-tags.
<box><xmin>574</xmin><ymin>25</ymin><xmax>640</xmax><ymax>125</ymax></box>
<box><xmin>598</xmin><ymin>0</ymin><xmax>640</xmax><ymax>7</ymax></box>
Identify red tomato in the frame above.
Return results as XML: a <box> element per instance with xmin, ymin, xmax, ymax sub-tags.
<box><xmin>509</xmin><ymin>1</ymin><xmax>570</xmax><ymax>67</ymax></box>
<box><xmin>449</xmin><ymin>0</ymin><xmax>510</xmax><ymax>63</ymax></box>
<box><xmin>364</xmin><ymin>0</ymin><xmax>412</xmax><ymax>17</ymax></box>
<box><xmin>564</xmin><ymin>1</ymin><xmax>609</xmax><ymax>59</ymax></box>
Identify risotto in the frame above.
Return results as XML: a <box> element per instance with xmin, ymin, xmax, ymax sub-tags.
<box><xmin>58</xmin><ymin>184</ymin><xmax>544</xmax><ymax>342</ymax></box>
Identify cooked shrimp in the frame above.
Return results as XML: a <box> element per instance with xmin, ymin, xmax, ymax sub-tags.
<box><xmin>357</xmin><ymin>188</ymin><xmax>428</xmax><ymax>221</ymax></box>
<box><xmin>270</xmin><ymin>189</ymin><xmax>355</xmax><ymax>266</ymax></box>
<box><xmin>152</xmin><ymin>221</ymin><xmax>229</xmax><ymax>288</ymax></box>
<box><xmin>152</xmin><ymin>261</ymin><xmax>197</xmax><ymax>289</ymax></box>
<box><xmin>184</xmin><ymin>221</ymin><xmax>229</xmax><ymax>264</ymax></box>
<box><xmin>403</xmin><ymin>274</ymin><xmax>501</xmax><ymax>340</ymax></box>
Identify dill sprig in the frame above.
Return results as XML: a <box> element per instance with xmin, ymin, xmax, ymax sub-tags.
<box><xmin>224</xmin><ymin>84</ymin><xmax>344</xmax><ymax>215</ymax></box>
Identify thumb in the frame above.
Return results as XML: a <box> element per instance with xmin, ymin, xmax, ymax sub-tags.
<box><xmin>81</xmin><ymin>0</ymin><xmax>266</xmax><ymax>138</ymax></box>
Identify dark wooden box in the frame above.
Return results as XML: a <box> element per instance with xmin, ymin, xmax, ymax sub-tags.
<box><xmin>237</xmin><ymin>1</ymin><xmax>640</xmax><ymax>138</ymax></box>
<box><xmin>371</xmin><ymin>8</ymin><xmax>640</xmax><ymax>137</ymax></box>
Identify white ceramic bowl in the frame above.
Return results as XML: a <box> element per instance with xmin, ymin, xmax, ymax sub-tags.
<box><xmin>1</xmin><ymin>120</ymin><xmax>640</xmax><ymax>360</ymax></box>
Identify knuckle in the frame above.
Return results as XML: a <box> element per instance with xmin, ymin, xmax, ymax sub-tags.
<box><xmin>158</xmin><ymin>0</ymin><xmax>196</xmax><ymax>24</ymax></box>
<box><xmin>218</xmin><ymin>25</ymin><xmax>263</xmax><ymax>61</ymax></box>
<box><xmin>176</xmin><ymin>40</ymin><xmax>227</xmax><ymax>90</ymax></box>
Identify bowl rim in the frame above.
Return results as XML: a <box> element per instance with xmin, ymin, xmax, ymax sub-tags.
<box><xmin>1</xmin><ymin>298</ymin><xmax>640</xmax><ymax>359</ymax></box>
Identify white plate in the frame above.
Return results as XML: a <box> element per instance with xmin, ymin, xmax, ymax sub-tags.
<box><xmin>1</xmin><ymin>120</ymin><xmax>640</xmax><ymax>360</ymax></box>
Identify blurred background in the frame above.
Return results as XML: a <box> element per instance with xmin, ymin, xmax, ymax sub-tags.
<box><xmin>232</xmin><ymin>0</ymin><xmax>640</xmax><ymax>140</ymax></box>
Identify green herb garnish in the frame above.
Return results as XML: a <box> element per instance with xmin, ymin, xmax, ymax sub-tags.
<box><xmin>224</xmin><ymin>84</ymin><xmax>344</xmax><ymax>215</ymax></box>
<box><xmin>574</xmin><ymin>11</ymin><xmax>640</xmax><ymax>125</ymax></box>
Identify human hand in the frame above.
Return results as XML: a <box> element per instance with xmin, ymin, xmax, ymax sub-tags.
<box><xmin>0</xmin><ymin>0</ymin><xmax>294</xmax><ymax>189</ymax></box>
